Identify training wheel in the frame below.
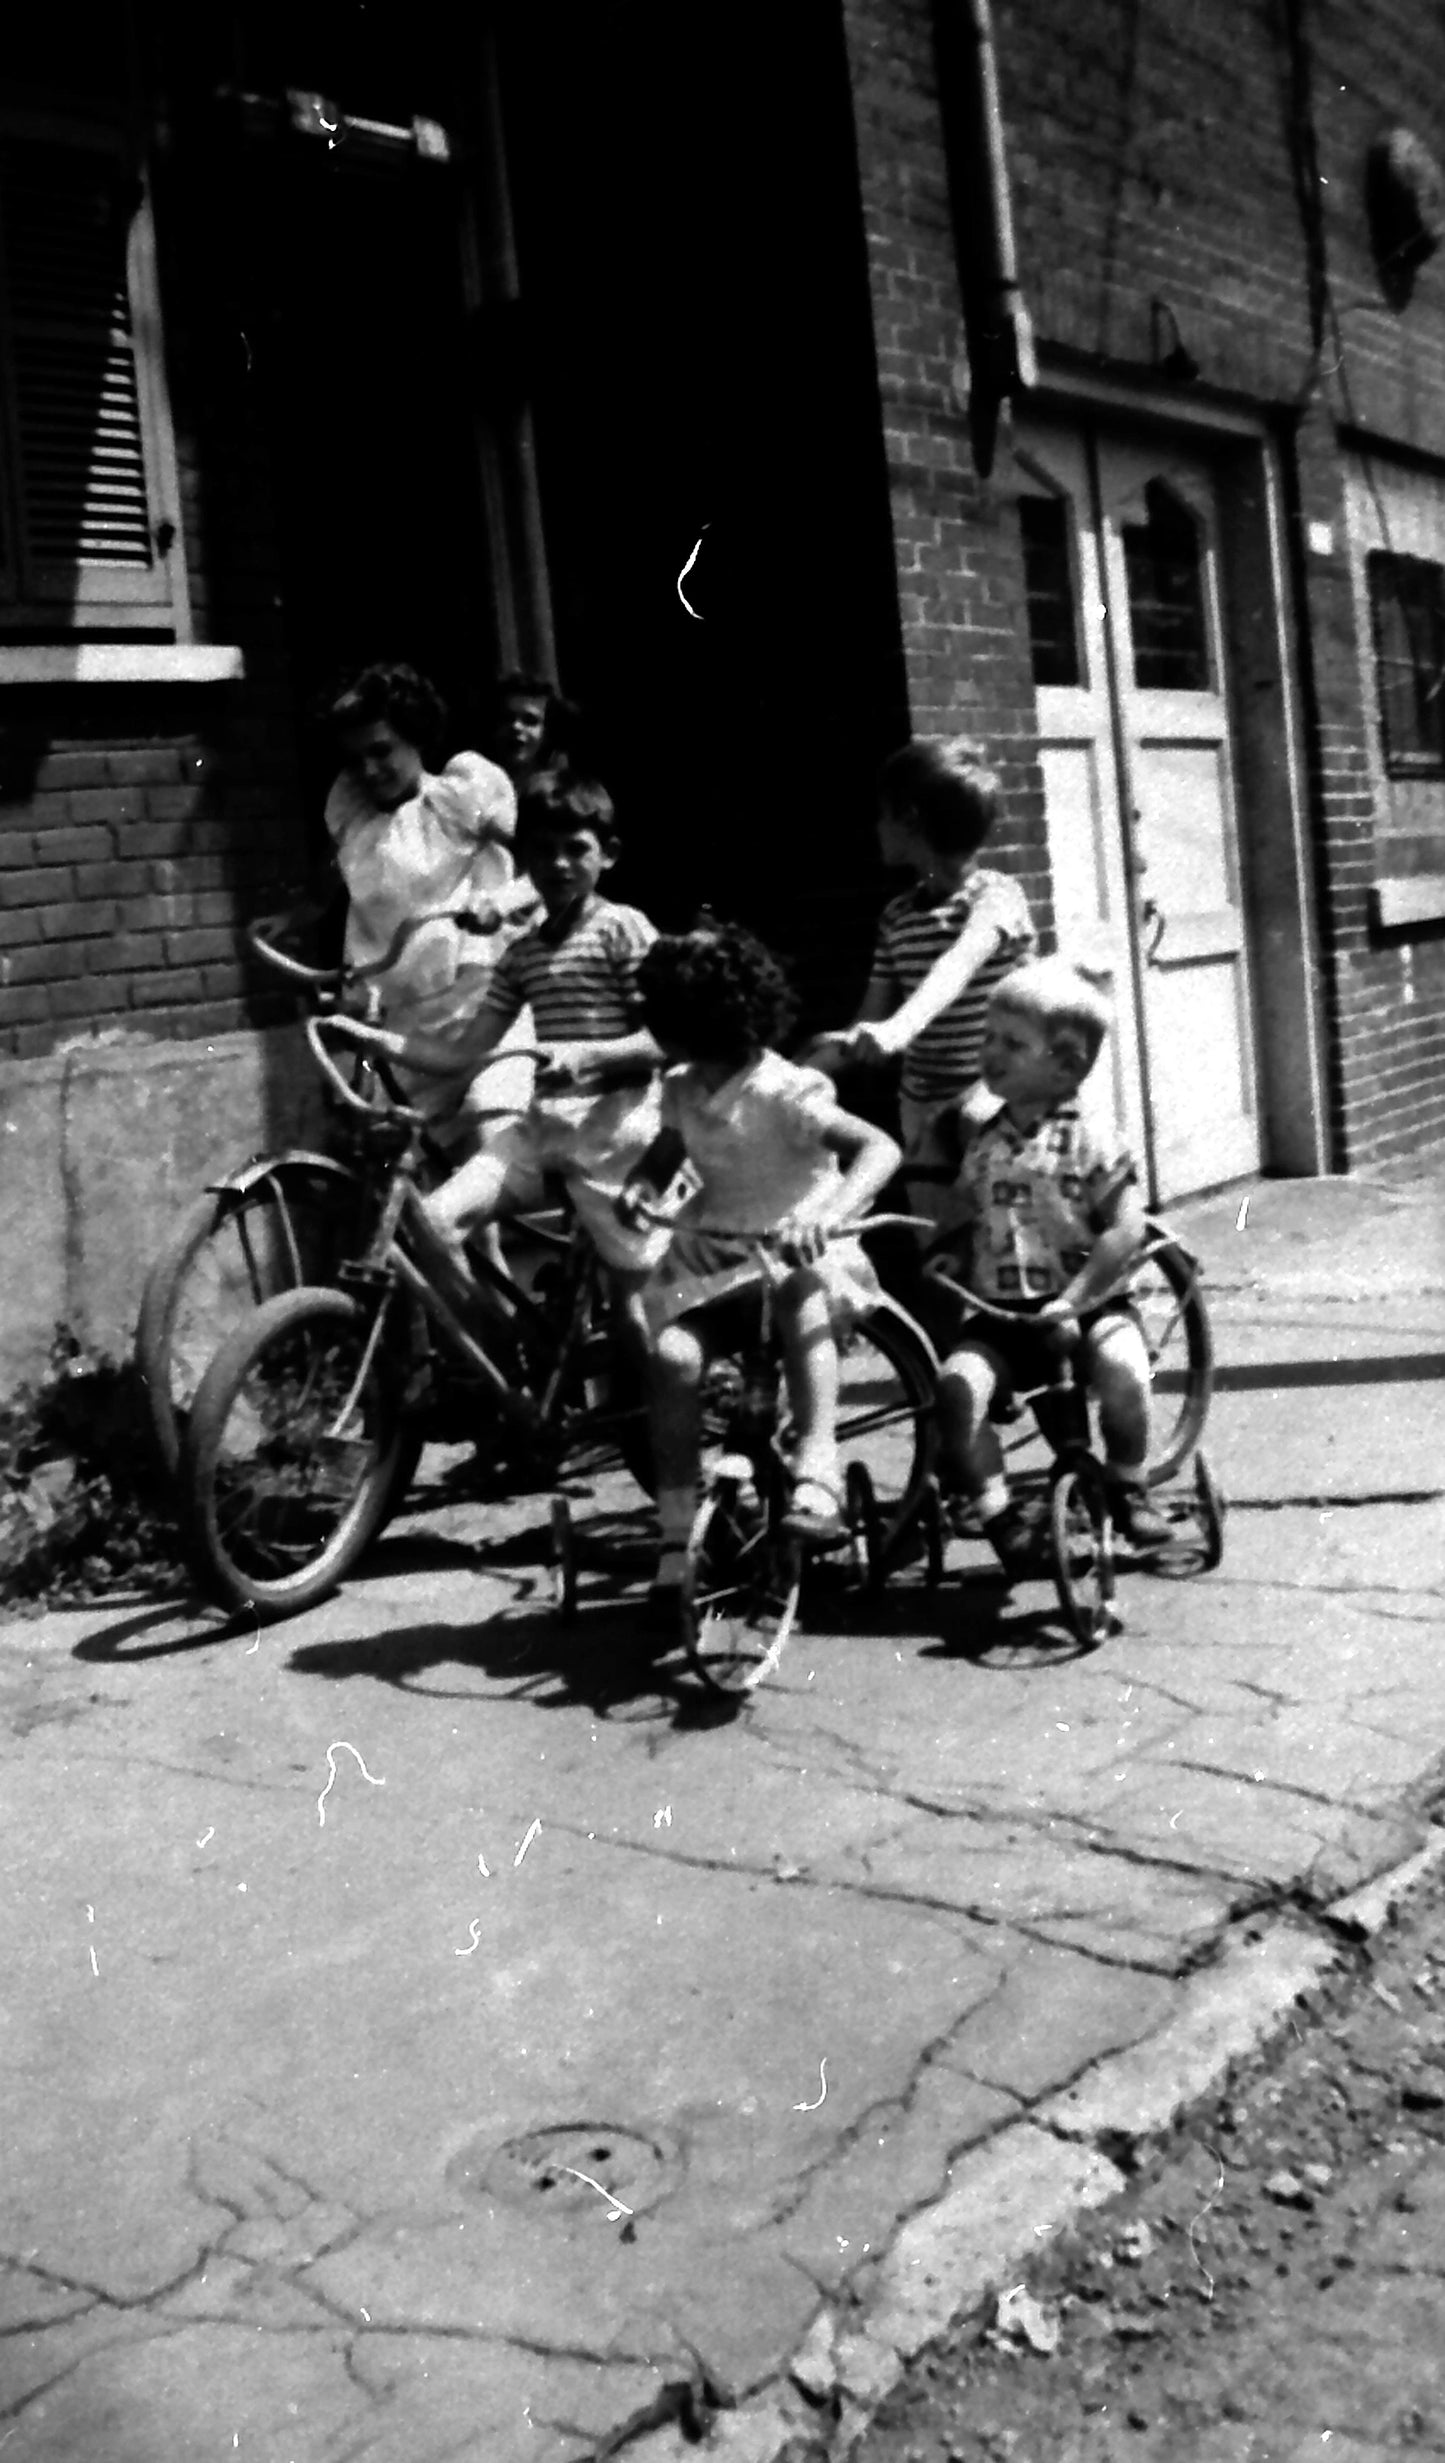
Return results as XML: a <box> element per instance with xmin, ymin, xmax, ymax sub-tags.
<box><xmin>844</xmin><ymin>1460</ymin><xmax>882</xmax><ymax>1592</ymax></box>
<box><xmin>1191</xmin><ymin>1448</ymin><xmax>1226</xmax><ymax>1571</ymax></box>
<box><xmin>1048</xmin><ymin>1457</ymin><xmax>1119</xmax><ymax>1647</ymax></box>
<box><xmin>549</xmin><ymin>1495</ymin><xmax>579</xmax><ymax>1623</ymax></box>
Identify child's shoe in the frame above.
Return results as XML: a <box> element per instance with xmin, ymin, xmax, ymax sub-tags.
<box><xmin>782</xmin><ymin>1475</ymin><xmax>848</xmax><ymax>1548</ymax></box>
<box><xmin>980</xmin><ymin>1498</ymin><xmax>1051</xmax><ymax>1578</ymax></box>
<box><xmin>1108</xmin><ymin>1477</ymin><xmax>1173</xmax><ymax>1553</ymax></box>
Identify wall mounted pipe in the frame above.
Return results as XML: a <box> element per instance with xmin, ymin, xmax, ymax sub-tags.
<box><xmin>931</xmin><ymin>0</ymin><xmax>1036</xmax><ymax>475</ymax></box>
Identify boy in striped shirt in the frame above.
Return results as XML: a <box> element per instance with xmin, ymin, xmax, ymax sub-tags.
<box><xmin>348</xmin><ymin>768</ymin><xmax>670</xmax><ymax>1277</ymax></box>
<box><xmin>811</xmin><ymin>739</ymin><xmax>1036</xmax><ymax>1216</ymax></box>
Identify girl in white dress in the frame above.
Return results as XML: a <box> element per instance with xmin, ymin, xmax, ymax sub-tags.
<box><xmin>323</xmin><ymin>664</ymin><xmax>539</xmax><ymax>1144</ymax></box>
<box><xmin>620</xmin><ymin>924</ymin><xmax>900</xmax><ymax>1600</ymax></box>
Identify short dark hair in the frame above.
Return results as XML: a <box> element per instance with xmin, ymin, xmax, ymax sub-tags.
<box><xmin>515</xmin><ymin>764</ymin><xmax>617</xmax><ymax>846</ymax></box>
<box><xmin>636</xmin><ymin>921</ymin><xmax>798</xmax><ymax>1063</ymax></box>
<box><xmin>325</xmin><ymin>663</ymin><xmax>446</xmax><ymax>764</ymax></box>
<box><xmin>878</xmin><ymin>736</ymin><xmax>1001</xmax><ymax>858</ymax></box>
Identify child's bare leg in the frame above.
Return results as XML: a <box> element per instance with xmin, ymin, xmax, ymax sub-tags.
<box><xmin>650</xmin><ymin>1320</ymin><xmax>705</xmax><ymax>1590</ymax></box>
<box><xmin>775</xmin><ymin>1271</ymin><xmax>847</xmax><ymax>1538</ymax></box>
<box><xmin>423</xmin><ymin>1146</ymin><xmax>512</xmax><ymax>1260</ymax></box>
<box><xmin>937</xmin><ymin>1343</ymin><xmax>1045</xmax><ymax>1573</ymax></box>
<box><xmin>1087</xmin><ymin>1315</ymin><xmax>1171</xmax><ymax>1547</ymax></box>
<box><xmin>936</xmin><ymin>1346</ymin><xmax>1003</xmax><ymax>1496</ymax></box>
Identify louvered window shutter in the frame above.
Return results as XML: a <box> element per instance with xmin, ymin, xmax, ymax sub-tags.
<box><xmin>0</xmin><ymin>124</ymin><xmax>181</xmax><ymax>618</ymax></box>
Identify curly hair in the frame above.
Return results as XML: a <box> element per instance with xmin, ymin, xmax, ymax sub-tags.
<box><xmin>636</xmin><ymin>921</ymin><xmax>799</xmax><ymax>1063</ymax></box>
<box><xmin>325</xmin><ymin>663</ymin><xmax>447</xmax><ymax>765</ymax></box>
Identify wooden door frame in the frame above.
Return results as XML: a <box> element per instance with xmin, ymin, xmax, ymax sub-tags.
<box><xmin>1020</xmin><ymin>372</ymin><xmax>1331</xmax><ymax>1180</ymax></box>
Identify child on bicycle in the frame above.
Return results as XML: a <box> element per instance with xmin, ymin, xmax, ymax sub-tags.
<box><xmin>809</xmin><ymin>738</ymin><xmax>1036</xmax><ymax>1215</ymax></box>
<box><xmin>617</xmin><ymin>922</ymin><xmax>901</xmax><ymax>1608</ymax></box>
<box><xmin>928</xmin><ymin>956</ymin><xmax>1172</xmax><ymax>1575</ymax></box>
<box><xmin>338</xmin><ymin>766</ymin><xmax>670</xmax><ymax>1282</ymax></box>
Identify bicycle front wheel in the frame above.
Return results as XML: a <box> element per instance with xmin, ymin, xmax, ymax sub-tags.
<box><xmin>182</xmin><ymin>1284</ymin><xmax>409</xmax><ymax>1620</ymax></box>
<box><xmin>136</xmin><ymin>1160</ymin><xmax>360</xmax><ymax>1477</ymax></box>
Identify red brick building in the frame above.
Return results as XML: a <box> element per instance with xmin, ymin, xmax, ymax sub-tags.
<box><xmin>2</xmin><ymin>0</ymin><xmax>1442</xmax><ymax>1367</ymax></box>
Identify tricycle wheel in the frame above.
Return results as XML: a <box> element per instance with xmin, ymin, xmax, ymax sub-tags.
<box><xmin>1049</xmin><ymin>1456</ymin><xmax>1119</xmax><ymax>1647</ymax></box>
<box><xmin>681</xmin><ymin>1480</ymin><xmax>801</xmax><ymax>1697</ymax></box>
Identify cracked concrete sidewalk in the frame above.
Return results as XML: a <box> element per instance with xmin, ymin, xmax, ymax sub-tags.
<box><xmin>0</xmin><ymin>1161</ymin><xmax>1442</xmax><ymax>2462</ymax></box>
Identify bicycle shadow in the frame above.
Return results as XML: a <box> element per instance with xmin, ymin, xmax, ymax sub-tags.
<box><xmin>285</xmin><ymin>1602</ymin><xmax>746</xmax><ymax>1730</ymax></box>
<box><xmin>920</xmin><ymin>1564</ymin><xmax>1099</xmax><ymax>1670</ymax></box>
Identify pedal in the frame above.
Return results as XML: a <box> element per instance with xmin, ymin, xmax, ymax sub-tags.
<box><xmin>337</xmin><ymin>1261</ymin><xmax>391</xmax><ymax>1299</ymax></box>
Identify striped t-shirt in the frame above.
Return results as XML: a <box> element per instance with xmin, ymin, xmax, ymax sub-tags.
<box><xmin>478</xmin><ymin>895</ymin><xmax>656</xmax><ymax>1042</ymax></box>
<box><xmin>869</xmin><ymin>868</ymin><xmax>1037</xmax><ymax>1107</ymax></box>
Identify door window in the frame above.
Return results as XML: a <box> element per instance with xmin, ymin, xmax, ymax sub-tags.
<box><xmin>1017</xmin><ymin>493</ymin><xmax>1082</xmax><ymax>685</ymax></box>
<box><xmin>1121</xmin><ymin>479</ymin><xmax>1210</xmax><ymax>689</ymax></box>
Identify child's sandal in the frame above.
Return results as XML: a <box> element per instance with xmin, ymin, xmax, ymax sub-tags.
<box><xmin>782</xmin><ymin>1475</ymin><xmax>848</xmax><ymax>1548</ymax></box>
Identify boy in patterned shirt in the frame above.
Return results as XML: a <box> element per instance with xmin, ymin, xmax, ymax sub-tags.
<box><xmin>931</xmin><ymin>957</ymin><xmax>1173</xmax><ymax>1575</ymax></box>
<box><xmin>343</xmin><ymin>767</ymin><xmax>669</xmax><ymax>1280</ymax></box>
<box><xmin>811</xmin><ymin>738</ymin><xmax>1036</xmax><ymax>1214</ymax></box>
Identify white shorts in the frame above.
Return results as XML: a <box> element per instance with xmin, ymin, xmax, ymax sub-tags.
<box><xmin>429</xmin><ymin>1081</ymin><xmax>672</xmax><ymax>1274</ymax></box>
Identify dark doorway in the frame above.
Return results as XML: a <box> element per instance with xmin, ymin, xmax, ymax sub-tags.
<box><xmin>499</xmin><ymin>0</ymin><xmax>909</xmax><ymax>1025</ymax></box>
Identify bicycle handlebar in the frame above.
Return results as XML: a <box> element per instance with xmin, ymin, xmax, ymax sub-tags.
<box><xmin>624</xmin><ymin>1200</ymin><xmax>933</xmax><ymax>1244</ymax></box>
<box><xmin>248</xmin><ymin>902</ymin><xmax>513</xmax><ymax>996</ymax></box>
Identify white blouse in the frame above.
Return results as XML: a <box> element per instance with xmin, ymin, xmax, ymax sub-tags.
<box><xmin>324</xmin><ymin>750</ymin><xmax>534</xmax><ymax>1021</ymax></box>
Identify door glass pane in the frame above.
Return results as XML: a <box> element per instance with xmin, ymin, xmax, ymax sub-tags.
<box><xmin>1122</xmin><ymin>479</ymin><xmax>1209</xmax><ymax>689</ymax></box>
<box><xmin>1018</xmin><ymin>494</ymin><xmax>1081</xmax><ymax>685</ymax></box>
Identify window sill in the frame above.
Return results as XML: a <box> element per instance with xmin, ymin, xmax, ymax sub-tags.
<box><xmin>0</xmin><ymin>644</ymin><xmax>244</xmax><ymax>686</ymax></box>
<box><xmin>1374</xmin><ymin>874</ymin><xmax>1445</xmax><ymax>927</ymax></box>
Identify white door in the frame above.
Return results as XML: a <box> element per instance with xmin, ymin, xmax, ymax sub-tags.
<box><xmin>1014</xmin><ymin>418</ymin><xmax>1261</xmax><ymax>1199</ymax></box>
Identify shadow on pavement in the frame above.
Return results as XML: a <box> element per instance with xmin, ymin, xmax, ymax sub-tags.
<box><xmin>1215</xmin><ymin>1353</ymin><xmax>1445</xmax><ymax>1389</ymax></box>
<box><xmin>285</xmin><ymin>1602</ymin><xmax>748</xmax><ymax>1733</ymax></box>
<box><xmin>72</xmin><ymin>1599</ymin><xmax>255</xmax><ymax>1661</ymax></box>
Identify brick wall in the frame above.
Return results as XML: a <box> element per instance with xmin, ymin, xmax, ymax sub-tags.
<box><xmin>840</xmin><ymin>0</ymin><xmax>1054</xmax><ymax>941</ymax></box>
<box><xmin>841</xmin><ymin>0</ymin><xmax>1445</xmax><ymax>1167</ymax></box>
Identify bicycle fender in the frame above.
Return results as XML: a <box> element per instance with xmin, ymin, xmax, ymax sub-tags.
<box><xmin>204</xmin><ymin>1150</ymin><xmax>359</xmax><ymax>1201</ymax></box>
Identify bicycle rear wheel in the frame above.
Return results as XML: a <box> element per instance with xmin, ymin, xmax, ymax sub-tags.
<box><xmin>182</xmin><ymin>1284</ymin><xmax>410</xmax><ymax>1620</ymax></box>
<box><xmin>1136</xmin><ymin>1226</ymin><xmax>1214</xmax><ymax>1485</ymax></box>
<box><xmin>136</xmin><ymin>1160</ymin><xmax>360</xmax><ymax>1477</ymax></box>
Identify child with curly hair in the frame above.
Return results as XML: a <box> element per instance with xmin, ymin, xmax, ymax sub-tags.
<box><xmin>618</xmin><ymin>922</ymin><xmax>901</xmax><ymax>1609</ymax></box>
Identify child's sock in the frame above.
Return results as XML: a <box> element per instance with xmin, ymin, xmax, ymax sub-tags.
<box><xmin>974</xmin><ymin>1475</ymin><xmax>1011</xmax><ymax>1526</ymax></box>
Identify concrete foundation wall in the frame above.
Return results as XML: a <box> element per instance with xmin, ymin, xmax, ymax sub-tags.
<box><xmin>0</xmin><ymin>1027</ymin><xmax>326</xmax><ymax>1393</ymax></box>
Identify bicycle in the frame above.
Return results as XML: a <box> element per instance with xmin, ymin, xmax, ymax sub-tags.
<box><xmin>554</xmin><ymin>1213</ymin><xmax>938</xmax><ymax>1697</ymax></box>
<box><xmin>178</xmin><ymin>1014</ymin><xmax>649</xmax><ymax>1623</ymax></box>
<box><xmin>916</xmin><ymin>1258</ymin><xmax>1224</xmax><ymax>1647</ymax></box>
<box><xmin>134</xmin><ymin>907</ymin><xmax>527</xmax><ymax>1477</ymax></box>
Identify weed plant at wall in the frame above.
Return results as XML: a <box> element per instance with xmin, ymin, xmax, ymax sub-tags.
<box><xmin>0</xmin><ymin>1330</ymin><xmax>186</xmax><ymax>1609</ymax></box>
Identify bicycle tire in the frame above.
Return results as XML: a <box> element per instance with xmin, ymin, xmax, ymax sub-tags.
<box><xmin>681</xmin><ymin>1476</ymin><xmax>802</xmax><ymax>1696</ymax></box>
<box><xmin>1137</xmin><ymin>1226</ymin><xmax>1214</xmax><ymax>1486</ymax></box>
<box><xmin>136</xmin><ymin>1158</ymin><xmax>362</xmax><ymax>1478</ymax></box>
<box><xmin>181</xmin><ymin>1283</ymin><xmax>411</xmax><ymax>1621</ymax></box>
<box><xmin>1049</xmin><ymin>1455</ymin><xmax>1118</xmax><ymax>1647</ymax></box>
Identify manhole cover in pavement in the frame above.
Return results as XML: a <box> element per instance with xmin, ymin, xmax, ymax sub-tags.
<box><xmin>450</xmin><ymin>2121</ymin><xmax>674</xmax><ymax>2217</ymax></box>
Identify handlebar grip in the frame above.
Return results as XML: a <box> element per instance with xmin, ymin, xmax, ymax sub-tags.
<box><xmin>305</xmin><ymin>1015</ymin><xmax>424</xmax><ymax>1125</ymax></box>
<box><xmin>246</xmin><ymin>912</ymin><xmax>348</xmax><ymax>990</ymax></box>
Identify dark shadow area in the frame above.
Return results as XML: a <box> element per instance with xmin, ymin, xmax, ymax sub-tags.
<box><xmin>286</xmin><ymin>1604</ymin><xmax>734</xmax><ymax>1732</ymax></box>
<box><xmin>72</xmin><ymin>1597</ymin><xmax>253</xmax><ymax>1661</ymax></box>
<box><xmin>1218</xmin><ymin>1487</ymin><xmax>1443</xmax><ymax>1513</ymax></box>
<box><xmin>1214</xmin><ymin>1355</ymin><xmax>1445</xmax><ymax>1390</ymax></box>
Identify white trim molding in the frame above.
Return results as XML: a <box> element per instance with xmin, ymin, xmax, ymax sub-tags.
<box><xmin>0</xmin><ymin>644</ymin><xmax>244</xmax><ymax>685</ymax></box>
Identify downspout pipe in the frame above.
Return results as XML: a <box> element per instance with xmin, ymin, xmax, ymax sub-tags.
<box><xmin>930</xmin><ymin>0</ymin><xmax>1036</xmax><ymax>475</ymax></box>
